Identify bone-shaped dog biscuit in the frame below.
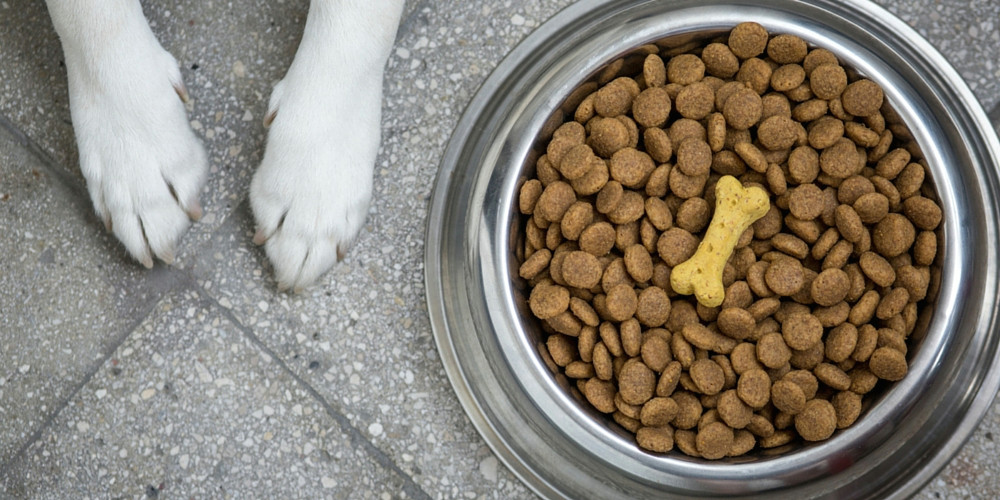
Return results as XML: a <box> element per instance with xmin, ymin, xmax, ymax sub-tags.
<box><xmin>671</xmin><ymin>176</ymin><xmax>770</xmax><ymax>307</ymax></box>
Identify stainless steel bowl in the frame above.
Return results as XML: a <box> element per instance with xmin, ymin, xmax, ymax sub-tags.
<box><xmin>424</xmin><ymin>0</ymin><xmax>1000</xmax><ymax>497</ymax></box>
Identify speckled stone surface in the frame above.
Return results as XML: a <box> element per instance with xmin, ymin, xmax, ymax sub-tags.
<box><xmin>1</xmin><ymin>0</ymin><xmax>998</xmax><ymax>498</ymax></box>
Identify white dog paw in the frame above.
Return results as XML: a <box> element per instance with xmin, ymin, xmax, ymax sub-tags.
<box><xmin>66</xmin><ymin>44</ymin><xmax>207</xmax><ymax>268</ymax></box>
<box><xmin>250</xmin><ymin>74</ymin><xmax>382</xmax><ymax>292</ymax></box>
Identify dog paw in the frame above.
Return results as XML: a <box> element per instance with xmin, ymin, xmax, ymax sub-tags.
<box><xmin>65</xmin><ymin>43</ymin><xmax>207</xmax><ymax>267</ymax></box>
<box><xmin>250</xmin><ymin>74</ymin><xmax>382</xmax><ymax>292</ymax></box>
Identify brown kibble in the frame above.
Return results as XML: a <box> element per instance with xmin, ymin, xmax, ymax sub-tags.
<box><xmin>632</xmin><ymin>86</ymin><xmax>672</xmax><ymax>128</ymax></box>
<box><xmin>859</xmin><ymin>251</ymin><xmax>895</xmax><ymax>287</ymax></box>
<box><xmin>702</xmin><ymin>42</ymin><xmax>740</xmax><ymax>77</ymax></box>
<box><xmin>529</xmin><ymin>284</ymin><xmax>570</xmax><ymax>320</ymax></box>
<box><xmin>636</xmin><ymin>286</ymin><xmax>671</xmax><ymax>327</ymax></box>
<box><xmin>559</xmin><ymin>144</ymin><xmax>597</xmax><ymax>180</ymax></box>
<box><xmin>594</xmin><ymin>80</ymin><xmax>634</xmax><ymax>117</ymax></box>
<box><xmin>619</xmin><ymin>358</ymin><xmax>657</xmax><ymax>405</ymax></box>
<box><xmin>584</xmin><ymin>378</ymin><xmax>617</xmax><ymax>413</ymax></box>
<box><xmin>562</xmin><ymin>251</ymin><xmax>603</xmax><ymax>289</ymax></box>
<box><xmin>717</xmin><ymin>308</ymin><xmax>756</xmax><ymax>340</ymax></box>
<box><xmin>808</xmin><ymin>116</ymin><xmax>845</xmax><ymax>150</ymax></box>
<box><xmin>872</xmin><ymin>213</ymin><xmax>916</xmax><ymax>258</ymax></box>
<box><xmin>636</xmin><ymin>425</ymin><xmax>675</xmax><ymax>453</ymax></box>
<box><xmin>643</xmin><ymin>129</ymin><xmax>673</xmax><ymax>165</ymax></box>
<box><xmin>876</xmin><ymin>287</ymin><xmax>909</xmax><ymax>320</ymax></box>
<box><xmin>605</xmin><ymin>284</ymin><xmax>638</xmax><ymax>322</ymax></box>
<box><xmin>579</xmin><ymin>222</ymin><xmax>617</xmax><ymax>256</ymax></box>
<box><xmin>668</xmin><ymin>167</ymin><xmax>709</xmax><ymax>199</ymax></box>
<box><xmin>644</xmin><ymin>54</ymin><xmax>667</xmax><ymax>88</ymax></box>
<box><xmin>869</xmin><ymin>347</ymin><xmax>908</xmax><ymax>381</ymax></box>
<box><xmin>757</xmin><ymin>332</ymin><xmax>792</xmax><ymax>369</ymax></box>
<box><xmin>728</xmin><ymin>22</ymin><xmax>769</xmax><ymax>59</ymax></box>
<box><xmin>787</xmin><ymin>146</ymin><xmax>820</xmax><ymax>184</ymax></box>
<box><xmin>764</xmin><ymin>257</ymin><xmax>804</xmax><ymax>296</ymax></box>
<box><xmin>535</xmin><ymin>181</ymin><xmax>577</xmax><ymax>222</ymax></box>
<box><xmin>914</xmin><ymin>231</ymin><xmax>937</xmax><ymax>266</ymax></box>
<box><xmin>781</xmin><ymin>313</ymin><xmax>824</xmax><ymax>351</ymax></box>
<box><xmin>676</xmin><ymin>139</ymin><xmax>713</xmax><ymax>177</ymax></box>
<box><xmin>783</xmin><ymin>370</ymin><xmax>819</xmax><ymax>400</ymax></box>
<box><xmin>657</xmin><ymin>361</ymin><xmax>683</xmax><ymax>396</ymax></box>
<box><xmin>795</xmin><ymin>399</ymin><xmax>837</xmax><ymax>441</ymax></box>
<box><xmin>771</xmin><ymin>64</ymin><xmax>806</xmax><ymax>92</ymax></box>
<box><xmin>853</xmin><ymin>192</ymin><xmax>890</xmax><ymax>224</ymax></box>
<box><xmin>771</xmin><ymin>379</ymin><xmax>806</xmax><ymax>415</ymax></box>
<box><xmin>689</xmin><ymin>359</ymin><xmax>726</xmax><ymax>396</ymax></box>
<box><xmin>519</xmin><ymin>248</ymin><xmax>551</xmax><ymax>280</ymax></box>
<box><xmin>570</xmin><ymin>156</ymin><xmax>610</xmax><ymax>196</ymax></box>
<box><xmin>834</xmin><ymin>204</ymin><xmax>866</xmax><ymax>243</ymax></box>
<box><xmin>793</xmin><ymin>99</ymin><xmax>829</xmax><ymax>123</ymax></box>
<box><xmin>547</xmin><ymin>334</ymin><xmax>576</xmax><ymax>367</ymax></box>
<box><xmin>570</xmin><ymin>298</ymin><xmax>600</xmax><ymax>327</ymax></box>
<box><xmin>809</xmin><ymin>64</ymin><xmax>848</xmax><ymax>100</ymax></box>
<box><xmin>814</xmin><ymin>362</ymin><xmax>852</xmax><ymax>391</ymax></box>
<box><xmin>737</xmin><ymin>369</ymin><xmax>771</xmax><ymax>409</ymax></box>
<box><xmin>811</xmin><ymin>268</ymin><xmax>851</xmax><ymax>307</ymax></box>
<box><xmin>607</xmin><ymin>190</ymin><xmax>645</xmax><ymax>224</ymax></box>
<box><xmin>875</xmin><ymin>148</ymin><xmax>910</xmax><ymax>180</ymax></box>
<box><xmin>641</xmin><ymin>334</ymin><xmax>673</xmax><ymax>372</ymax></box>
<box><xmin>610</xmin><ymin>148</ymin><xmax>655</xmax><ymax>188</ymax></box>
<box><xmin>641</xmin><ymin>397</ymin><xmax>680</xmax><ymax>427</ymax></box>
<box><xmin>832</xmin><ymin>391</ymin><xmax>862</xmax><ymax>429</ymax></box>
<box><xmin>734</xmin><ymin>142</ymin><xmax>768</xmax><ymax>173</ymax></box>
<box><xmin>758</xmin><ymin>115</ymin><xmax>800</xmax><ymax>151</ymax></box>
<box><xmin>675</xmin><ymin>82</ymin><xmax>715</xmax><ymax>120</ymax></box>
<box><xmin>803</xmin><ymin>48</ymin><xmax>839</xmax><ymax>74</ymax></box>
<box><xmin>895</xmin><ymin>163</ymin><xmax>926</xmax><ymax>199</ymax></box>
<box><xmin>723</xmin><ymin>87</ymin><xmax>763</xmax><ymax>130</ymax></box>
<box><xmin>519</xmin><ymin>179</ymin><xmax>543</xmax><ymax>215</ymax></box>
<box><xmin>696</xmin><ymin>422</ymin><xmax>735</xmax><ymax>460</ymax></box>
<box><xmin>841</xmin><ymin>79</ymin><xmax>884</xmax><ymax>117</ymax></box>
<box><xmin>717</xmin><ymin>390</ymin><xmax>753</xmax><ymax>429</ymax></box>
<box><xmin>595</xmin><ymin>180</ymin><xmax>624</xmax><ymax>215</ymax></box>
<box><xmin>682</xmin><ymin>323</ymin><xmax>738</xmax><ymax>354</ymax></box>
<box><xmin>561</xmin><ymin>201</ymin><xmax>594</xmax><ymax>240</ymax></box>
<box><xmin>675</xmin><ymin>197</ymin><xmax>712</xmax><ymax>233</ymax></box>
<box><xmin>788</xmin><ymin>183</ymin><xmax>825</xmax><ymax>220</ymax></box>
<box><xmin>820</xmin><ymin>138</ymin><xmax>860</xmax><ymax>178</ymax></box>
<box><xmin>657</xmin><ymin>227</ymin><xmax>700</xmax><ymax>267</ymax></box>
<box><xmin>825</xmin><ymin>323</ymin><xmax>858</xmax><ymax>363</ymax></box>
<box><xmin>672</xmin><ymin>391</ymin><xmax>703</xmax><ymax>429</ymax></box>
<box><xmin>767</xmin><ymin>34</ymin><xmax>808</xmax><ymax>64</ymax></box>
<box><xmin>589</xmin><ymin>117</ymin><xmax>630</xmax><ymax>157</ymax></box>
<box><xmin>667</xmin><ymin>53</ymin><xmax>706</xmax><ymax>85</ymax></box>
<box><xmin>902</xmin><ymin>196</ymin><xmax>943</xmax><ymax>230</ymax></box>
<box><xmin>592</xmin><ymin>342</ymin><xmax>613</xmax><ymax>380</ymax></box>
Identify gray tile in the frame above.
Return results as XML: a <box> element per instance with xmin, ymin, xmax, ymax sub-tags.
<box><xmin>0</xmin><ymin>290</ymin><xmax>412</xmax><ymax>499</ymax></box>
<box><xmin>873</xmin><ymin>0</ymin><xmax>1000</xmax><ymax>112</ymax></box>
<box><xmin>914</xmin><ymin>392</ymin><xmax>1000</xmax><ymax>499</ymax></box>
<box><xmin>1</xmin><ymin>0</ymin><xmax>999</xmax><ymax>498</ymax></box>
<box><xmin>0</xmin><ymin>126</ymin><xmax>177</xmax><ymax>467</ymax></box>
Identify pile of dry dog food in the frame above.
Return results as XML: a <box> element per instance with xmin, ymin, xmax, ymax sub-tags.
<box><xmin>515</xmin><ymin>22</ymin><xmax>942</xmax><ymax>459</ymax></box>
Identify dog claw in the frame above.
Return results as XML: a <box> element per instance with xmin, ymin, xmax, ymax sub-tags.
<box><xmin>262</xmin><ymin>108</ymin><xmax>277</xmax><ymax>128</ymax></box>
<box><xmin>173</xmin><ymin>81</ymin><xmax>190</xmax><ymax>103</ymax></box>
<box><xmin>186</xmin><ymin>200</ymin><xmax>203</xmax><ymax>221</ymax></box>
<box><xmin>252</xmin><ymin>229</ymin><xmax>269</xmax><ymax>246</ymax></box>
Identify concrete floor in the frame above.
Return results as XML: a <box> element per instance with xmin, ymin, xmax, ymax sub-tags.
<box><xmin>1</xmin><ymin>0</ymin><xmax>999</xmax><ymax>498</ymax></box>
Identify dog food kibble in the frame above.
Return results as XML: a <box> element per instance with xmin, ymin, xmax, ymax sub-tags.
<box><xmin>517</xmin><ymin>22</ymin><xmax>941</xmax><ymax>457</ymax></box>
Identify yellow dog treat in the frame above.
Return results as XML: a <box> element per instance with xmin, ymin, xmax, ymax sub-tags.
<box><xmin>671</xmin><ymin>176</ymin><xmax>769</xmax><ymax>307</ymax></box>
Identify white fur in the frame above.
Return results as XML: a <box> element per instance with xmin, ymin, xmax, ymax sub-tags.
<box><xmin>45</xmin><ymin>0</ymin><xmax>405</xmax><ymax>290</ymax></box>
<box><xmin>251</xmin><ymin>0</ymin><xmax>405</xmax><ymax>291</ymax></box>
<box><xmin>45</xmin><ymin>0</ymin><xmax>208</xmax><ymax>268</ymax></box>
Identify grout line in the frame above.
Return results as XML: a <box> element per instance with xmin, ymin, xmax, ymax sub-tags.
<box><xmin>0</xmin><ymin>266</ymin><xmax>184</xmax><ymax>475</ymax></box>
<box><xmin>0</xmin><ymin>113</ymin><xmax>87</xmax><ymax>202</ymax></box>
<box><xmin>173</xmin><ymin>266</ymin><xmax>433</xmax><ymax>500</ymax></box>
